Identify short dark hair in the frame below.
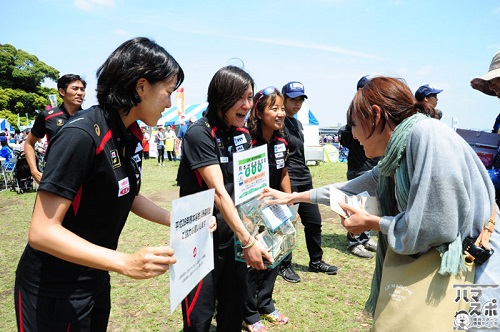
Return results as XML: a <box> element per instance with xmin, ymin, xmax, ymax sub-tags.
<box><xmin>205</xmin><ymin>66</ymin><xmax>254</xmax><ymax>120</ymax></box>
<box><xmin>57</xmin><ymin>74</ymin><xmax>87</xmax><ymax>94</ymax></box>
<box><xmin>96</xmin><ymin>37</ymin><xmax>184</xmax><ymax>115</ymax></box>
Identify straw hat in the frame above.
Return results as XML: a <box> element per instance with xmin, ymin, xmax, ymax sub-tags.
<box><xmin>471</xmin><ymin>51</ymin><xmax>500</xmax><ymax>96</ymax></box>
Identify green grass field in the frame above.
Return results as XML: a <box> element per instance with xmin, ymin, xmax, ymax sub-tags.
<box><xmin>0</xmin><ymin>159</ymin><xmax>375</xmax><ymax>331</ymax></box>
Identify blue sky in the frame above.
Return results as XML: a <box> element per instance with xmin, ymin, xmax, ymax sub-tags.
<box><xmin>2</xmin><ymin>0</ymin><xmax>500</xmax><ymax>131</ymax></box>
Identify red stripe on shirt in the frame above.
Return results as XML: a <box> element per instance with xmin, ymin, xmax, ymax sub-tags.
<box><xmin>45</xmin><ymin>111</ymin><xmax>64</xmax><ymax>121</ymax></box>
<box><xmin>72</xmin><ymin>186</ymin><xmax>83</xmax><ymax>216</ymax></box>
<box><xmin>96</xmin><ymin>129</ymin><xmax>113</xmax><ymax>155</ymax></box>
<box><xmin>194</xmin><ymin>169</ymin><xmax>204</xmax><ymax>188</ymax></box>
<box><xmin>17</xmin><ymin>290</ymin><xmax>24</xmax><ymax>332</ymax></box>
<box><xmin>235</xmin><ymin>127</ymin><xmax>249</xmax><ymax>134</ymax></box>
<box><xmin>276</xmin><ymin>136</ymin><xmax>288</xmax><ymax>146</ymax></box>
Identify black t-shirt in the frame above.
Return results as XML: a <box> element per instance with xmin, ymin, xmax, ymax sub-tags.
<box><xmin>177</xmin><ymin>116</ymin><xmax>251</xmax><ymax>248</ymax></box>
<box><xmin>338</xmin><ymin>124</ymin><xmax>381</xmax><ymax>173</ymax></box>
<box><xmin>283</xmin><ymin>116</ymin><xmax>312</xmax><ymax>187</ymax></box>
<box><xmin>251</xmin><ymin>134</ymin><xmax>289</xmax><ymax>191</ymax></box>
<box><xmin>31</xmin><ymin>104</ymin><xmax>79</xmax><ymax>143</ymax></box>
<box><xmin>16</xmin><ymin>105</ymin><xmax>143</xmax><ymax>298</ymax></box>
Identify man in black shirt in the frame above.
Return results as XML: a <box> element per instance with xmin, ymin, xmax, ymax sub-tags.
<box><xmin>337</xmin><ymin>75</ymin><xmax>381</xmax><ymax>259</ymax></box>
<box><xmin>24</xmin><ymin>74</ymin><xmax>86</xmax><ymax>183</ymax></box>
<box><xmin>279</xmin><ymin>81</ymin><xmax>338</xmax><ymax>283</ymax></box>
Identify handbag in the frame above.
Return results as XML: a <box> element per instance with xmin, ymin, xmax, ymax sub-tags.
<box><xmin>372</xmin><ymin>247</ymin><xmax>475</xmax><ymax>332</ymax></box>
<box><xmin>373</xmin><ymin>205</ymin><xmax>497</xmax><ymax>332</ymax></box>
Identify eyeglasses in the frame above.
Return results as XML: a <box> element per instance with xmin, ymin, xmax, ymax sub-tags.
<box><xmin>254</xmin><ymin>86</ymin><xmax>279</xmax><ymax>110</ymax></box>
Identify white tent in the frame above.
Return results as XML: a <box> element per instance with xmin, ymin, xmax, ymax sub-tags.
<box><xmin>296</xmin><ymin>102</ymin><xmax>320</xmax><ymax>147</ymax></box>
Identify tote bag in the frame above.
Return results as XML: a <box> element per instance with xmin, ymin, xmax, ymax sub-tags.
<box><xmin>372</xmin><ymin>247</ymin><xmax>475</xmax><ymax>332</ymax></box>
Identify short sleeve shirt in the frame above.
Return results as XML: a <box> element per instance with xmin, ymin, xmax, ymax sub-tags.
<box><xmin>251</xmin><ymin>134</ymin><xmax>289</xmax><ymax>191</ymax></box>
<box><xmin>16</xmin><ymin>106</ymin><xmax>143</xmax><ymax>298</ymax></box>
<box><xmin>177</xmin><ymin>116</ymin><xmax>251</xmax><ymax>248</ymax></box>
<box><xmin>31</xmin><ymin>104</ymin><xmax>78</xmax><ymax>143</ymax></box>
<box><xmin>283</xmin><ymin>116</ymin><xmax>312</xmax><ymax>187</ymax></box>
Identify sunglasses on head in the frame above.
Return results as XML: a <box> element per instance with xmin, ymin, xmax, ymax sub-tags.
<box><xmin>254</xmin><ymin>86</ymin><xmax>279</xmax><ymax>110</ymax></box>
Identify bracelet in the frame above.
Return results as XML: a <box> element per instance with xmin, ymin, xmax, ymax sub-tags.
<box><xmin>241</xmin><ymin>237</ymin><xmax>256</xmax><ymax>249</ymax></box>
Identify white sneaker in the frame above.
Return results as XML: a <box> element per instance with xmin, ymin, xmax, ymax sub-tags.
<box><xmin>347</xmin><ymin>244</ymin><xmax>373</xmax><ymax>259</ymax></box>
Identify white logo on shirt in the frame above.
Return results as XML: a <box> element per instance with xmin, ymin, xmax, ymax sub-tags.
<box><xmin>118</xmin><ymin>177</ymin><xmax>130</xmax><ymax>197</ymax></box>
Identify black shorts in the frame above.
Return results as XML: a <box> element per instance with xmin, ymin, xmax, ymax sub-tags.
<box><xmin>14</xmin><ymin>281</ymin><xmax>111</xmax><ymax>332</ymax></box>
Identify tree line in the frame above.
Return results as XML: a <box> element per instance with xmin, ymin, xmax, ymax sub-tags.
<box><xmin>0</xmin><ymin>43</ymin><xmax>60</xmax><ymax>129</ymax></box>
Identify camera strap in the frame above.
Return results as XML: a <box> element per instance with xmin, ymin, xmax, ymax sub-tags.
<box><xmin>465</xmin><ymin>204</ymin><xmax>497</xmax><ymax>263</ymax></box>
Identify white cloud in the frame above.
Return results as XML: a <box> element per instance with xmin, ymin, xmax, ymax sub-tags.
<box><xmin>244</xmin><ymin>37</ymin><xmax>377</xmax><ymax>59</ymax></box>
<box><xmin>113</xmin><ymin>29</ymin><xmax>129</xmax><ymax>36</ymax></box>
<box><xmin>74</xmin><ymin>0</ymin><xmax>114</xmax><ymax>11</ymax></box>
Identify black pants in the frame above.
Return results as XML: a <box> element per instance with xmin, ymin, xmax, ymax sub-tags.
<box><xmin>166</xmin><ymin>150</ymin><xmax>176</xmax><ymax>161</ymax></box>
<box><xmin>347</xmin><ymin>231</ymin><xmax>371</xmax><ymax>247</ymax></box>
<box><xmin>182</xmin><ymin>244</ymin><xmax>247</xmax><ymax>332</ymax></box>
<box><xmin>243</xmin><ymin>266</ymin><xmax>279</xmax><ymax>324</ymax></box>
<box><xmin>281</xmin><ymin>183</ymin><xmax>323</xmax><ymax>267</ymax></box>
<box><xmin>157</xmin><ymin>146</ymin><xmax>165</xmax><ymax>163</ymax></box>
<box><xmin>346</xmin><ymin>170</ymin><xmax>371</xmax><ymax>247</ymax></box>
<box><xmin>15</xmin><ymin>281</ymin><xmax>111</xmax><ymax>332</ymax></box>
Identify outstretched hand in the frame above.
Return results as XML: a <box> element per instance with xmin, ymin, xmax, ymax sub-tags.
<box><xmin>338</xmin><ymin>202</ymin><xmax>380</xmax><ymax>235</ymax></box>
<box><xmin>122</xmin><ymin>246</ymin><xmax>176</xmax><ymax>279</ymax></box>
<box><xmin>259</xmin><ymin>187</ymin><xmax>293</xmax><ymax>205</ymax></box>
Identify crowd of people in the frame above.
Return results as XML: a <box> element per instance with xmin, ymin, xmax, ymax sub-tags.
<box><xmin>6</xmin><ymin>37</ymin><xmax>500</xmax><ymax>332</ymax></box>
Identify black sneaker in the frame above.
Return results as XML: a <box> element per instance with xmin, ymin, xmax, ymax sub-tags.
<box><xmin>278</xmin><ymin>265</ymin><xmax>301</xmax><ymax>283</ymax></box>
<box><xmin>308</xmin><ymin>260</ymin><xmax>338</xmax><ymax>275</ymax></box>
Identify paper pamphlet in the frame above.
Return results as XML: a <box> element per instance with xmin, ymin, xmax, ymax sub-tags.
<box><xmin>169</xmin><ymin>189</ymin><xmax>215</xmax><ymax>313</ymax></box>
<box><xmin>329</xmin><ymin>186</ymin><xmax>378</xmax><ymax>218</ymax></box>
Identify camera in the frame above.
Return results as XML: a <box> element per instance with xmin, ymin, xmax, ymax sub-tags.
<box><xmin>463</xmin><ymin>236</ymin><xmax>494</xmax><ymax>265</ymax></box>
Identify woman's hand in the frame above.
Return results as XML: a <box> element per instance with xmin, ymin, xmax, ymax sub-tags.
<box><xmin>259</xmin><ymin>187</ymin><xmax>294</xmax><ymax>205</ymax></box>
<box><xmin>243</xmin><ymin>240</ymin><xmax>273</xmax><ymax>270</ymax></box>
<box><xmin>208</xmin><ymin>216</ymin><xmax>217</xmax><ymax>233</ymax></box>
<box><xmin>338</xmin><ymin>202</ymin><xmax>380</xmax><ymax>234</ymax></box>
<box><xmin>122</xmin><ymin>246</ymin><xmax>176</xmax><ymax>279</ymax></box>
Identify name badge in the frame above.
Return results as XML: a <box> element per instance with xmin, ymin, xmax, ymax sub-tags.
<box><xmin>234</xmin><ymin>134</ymin><xmax>247</xmax><ymax>146</ymax></box>
<box><xmin>220</xmin><ymin>157</ymin><xmax>229</xmax><ymax>163</ymax></box>
<box><xmin>274</xmin><ymin>143</ymin><xmax>286</xmax><ymax>153</ymax></box>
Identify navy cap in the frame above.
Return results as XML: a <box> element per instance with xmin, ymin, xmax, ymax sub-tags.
<box><xmin>0</xmin><ymin>136</ymin><xmax>7</xmax><ymax>142</ymax></box>
<box><xmin>357</xmin><ymin>75</ymin><xmax>371</xmax><ymax>90</ymax></box>
<box><xmin>281</xmin><ymin>81</ymin><xmax>308</xmax><ymax>99</ymax></box>
<box><xmin>415</xmin><ymin>84</ymin><xmax>443</xmax><ymax>101</ymax></box>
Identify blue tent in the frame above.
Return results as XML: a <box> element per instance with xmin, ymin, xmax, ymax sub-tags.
<box><xmin>306</xmin><ymin>109</ymin><xmax>319</xmax><ymax>125</ymax></box>
<box><xmin>296</xmin><ymin>102</ymin><xmax>319</xmax><ymax>126</ymax></box>
<box><xmin>0</xmin><ymin>118</ymin><xmax>15</xmax><ymax>132</ymax></box>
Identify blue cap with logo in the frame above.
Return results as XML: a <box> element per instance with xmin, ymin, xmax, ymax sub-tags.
<box><xmin>415</xmin><ymin>84</ymin><xmax>443</xmax><ymax>101</ymax></box>
<box><xmin>282</xmin><ymin>81</ymin><xmax>308</xmax><ymax>99</ymax></box>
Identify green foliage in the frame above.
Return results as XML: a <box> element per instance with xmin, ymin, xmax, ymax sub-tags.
<box><xmin>0</xmin><ymin>44</ymin><xmax>59</xmax><ymax>118</ymax></box>
<box><xmin>0</xmin><ymin>109</ymin><xmax>32</xmax><ymax>129</ymax></box>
